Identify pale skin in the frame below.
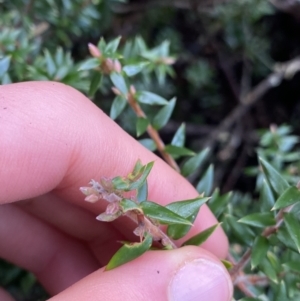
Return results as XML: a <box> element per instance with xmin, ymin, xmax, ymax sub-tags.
<box><xmin>0</xmin><ymin>82</ymin><xmax>233</xmax><ymax>300</ymax></box>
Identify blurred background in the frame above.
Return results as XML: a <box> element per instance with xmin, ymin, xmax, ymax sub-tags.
<box><xmin>2</xmin><ymin>0</ymin><xmax>300</xmax><ymax>299</ymax></box>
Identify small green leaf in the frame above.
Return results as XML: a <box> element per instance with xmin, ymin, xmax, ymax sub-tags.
<box><xmin>259</xmin><ymin>179</ymin><xmax>275</xmax><ymax>211</ymax></box>
<box><xmin>284</xmin><ymin>212</ymin><xmax>300</xmax><ymax>252</ymax></box>
<box><xmin>112</xmin><ymin>176</ymin><xmax>130</xmax><ymax>190</ymax></box>
<box><xmin>277</xmin><ymin>227</ymin><xmax>299</xmax><ymax>253</ymax></box>
<box><xmin>119</xmin><ymin>198</ymin><xmax>141</xmax><ymax>213</ymax></box>
<box><xmin>89</xmin><ymin>72</ymin><xmax>102</xmax><ymax>97</ymax></box>
<box><xmin>196</xmin><ymin>164</ymin><xmax>214</xmax><ymax>195</ymax></box>
<box><xmin>131</xmin><ymin>159</ymin><xmax>143</xmax><ymax>177</ymax></box>
<box><xmin>152</xmin><ymin>98</ymin><xmax>176</xmax><ymax>130</ymax></box>
<box><xmin>274</xmin><ymin>281</ymin><xmax>288</xmax><ymax>301</ymax></box>
<box><xmin>78</xmin><ymin>58</ymin><xmax>99</xmax><ymax>71</ymax></box>
<box><xmin>171</xmin><ymin>123</ymin><xmax>185</xmax><ymax>147</ymax></box>
<box><xmin>182</xmin><ymin>223</ymin><xmax>219</xmax><ymax>246</ymax></box>
<box><xmin>136</xmin><ymin>91</ymin><xmax>168</xmax><ymax>105</ymax></box>
<box><xmin>166</xmin><ymin>197</ymin><xmax>210</xmax><ymax>218</ymax></box>
<box><xmin>251</xmin><ymin>236</ymin><xmax>269</xmax><ymax>269</ymax></box>
<box><xmin>105</xmin><ymin>233</ymin><xmax>152</xmax><ymax>270</ymax></box>
<box><xmin>259</xmin><ymin>157</ymin><xmax>289</xmax><ymax>196</ymax></box>
<box><xmin>181</xmin><ymin>148</ymin><xmax>210</xmax><ymax>177</ymax></box>
<box><xmin>238</xmin><ymin>212</ymin><xmax>276</xmax><ymax>228</ymax></box>
<box><xmin>0</xmin><ymin>56</ymin><xmax>11</xmax><ymax>77</ymax></box>
<box><xmin>44</xmin><ymin>50</ymin><xmax>56</xmax><ymax>77</ymax></box>
<box><xmin>283</xmin><ymin>261</ymin><xmax>300</xmax><ymax>273</ymax></box>
<box><xmin>226</xmin><ymin>216</ymin><xmax>255</xmax><ymax>245</ymax></box>
<box><xmin>221</xmin><ymin>259</ymin><xmax>233</xmax><ymax>270</ymax></box>
<box><xmin>164</xmin><ymin>145</ymin><xmax>195</xmax><ymax>157</ymax></box>
<box><xmin>123</xmin><ymin>62</ymin><xmax>149</xmax><ymax>77</ymax></box>
<box><xmin>140</xmin><ymin>201</ymin><xmax>192</xmax><ymax>225</ymax></box>
<box><xmin>105</xmin><ymin>36</ymin><xmax>121</xmax><ymax>53</ymax></box>
<box><xmin>136</xmin><ymin>117</ymin><xmax>149</xmax><ymax>137</ymax></box>
<box><xmin>138</xmin><ymin>139</ymin><xmax>157</xmax><ymax>151</ymax></box>
<box><xmin>137</xmin><ymin>180</ymin><xmax>148</xmax><ymax>203</ymax></box>
<box><xmin>209</xmin><ymin>189</ymin><xmax>231</xmax><ymax>218</ymax></box>
<box><xmin>259</xmin><ymin>257</ymin><xmax>278</xmax><ymax>283</ymax></box>
<box><xmin>166</xmin><ymin>197</ymin><xmax>210</xmax><ymax>239</ymax></box>
<box><xmin>272</xmin><ymin>186</ymin><xmax>300</xmax><ymax>211</ymax></box>
<box><xmin>110</xmin><ymin>95</ymin><xmax>127</xmax><ymax>120</ymax></box>
<box><xmin>128</xmin><ymin>161</ymin><xmax>154</xmax><ymax>190</ymax></box>
<box><xmin>110</xmin><ymin>72</ymin><xmax>128</xmax><ymax>95</ymax></box>
<box><xmin>98</xmin><ymin>37</ymin><xmax>106</xmax><ymax>52</ymax></box>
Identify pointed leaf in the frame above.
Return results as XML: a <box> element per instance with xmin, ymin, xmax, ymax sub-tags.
<box><xmin>221</xmin><ymin>259</ymin><xmax>233</xmax><ymax>270</ymax></box>
<box><xmin>259</xmin><ymin>157</ymin><xmax>289</xmax><ymax>195</ymax></box>
<box><xmin>110</xmin><ymin>72</ymin><xmax>128</xmax><ymax>95</ymax></box>
<box><xmin>123</xmin><ymin>62</ymin><xmax>149</xmax><ymax>77</ymax></box>
<box><xmin>78</xmin><ymin>58</ymin><xmax>99</xmax><ymax>71</ymax></box>
<box><xmin>110</xmin><ymin>95</ymin><xmax>127</xmax><ymax>120</ymax></box>
<box><xmin>182</xmin><ymin>223</ymin><xmax>219</xmax><ymax>246</ymax></box>
<box><xmin>251</xmin><ymin>236</ymin><xmax>269</xmax><ymax>269</ymax></box>
<box><xmin>131</xmin><ymin>159</ymin><xmax>143</xmax><ymax>177</ymax></box>
<box><xmin>98</xmin><ymin>38</ymin><xmax>106</xmax><ymax>52</ymax></box>
<box><xmin>171</xmin><ymin>123</ymin><xmax>185</xmax><ymax>147</ymax></box>
<box><xmin>274</xmin><ymin>281</ymin><xmax>288</xmax><ymax>301</ymax></box>
<box><xmin>89</xmin><ymin>72</ymin><xmax>102</xmax><ymax>97</ymax></box>
<box><xmin>283</xmin><ymin>261</ymin><xmax>300</xmax><ymax>273</ymax></box>
<box><xmin>166</xmin><ymin>197</ymin><xmax>210</xmax><ymax>218</ymax></box>
<box><xmin>277</xmin><ymin>227</ymin><xmax>299</xmax><ymax>253</ymax></box>
<box><xmin>140</xmin><ymin>201</ymin><xmax>192</xmax><ymax>225</ymax></box>
<box><xmin>128</xmin><ymin>161</ymin><xmax>154</xmax><ymax>190</ymax></box>
<box><xmin>166</xmin><ymin>197</ymin><xmax>210</xmax><ymax>239</ymax></box>
<box><xmin>209</xmin><ymin>189</ymin><xmax>232</xmax><ymax>218</ymax></box>
<box><xmin>226</xmin><ymin>216</ymin><xmax>255</xmax><ymax>245</ymax></box>
<box><xmin>196</xmin><ymin>164</ymin><xmax>214</xmax><ymax>195</ymax></box>
<box><xmin>44</xmin><ymin>50</ymin><xmax>56</xmax><ymax>77</ymax></box>
<box><xmin>152</xmin><ymin>98</ymin><xmax>176</xmax><ymax>130</ymax></box>
<box><xmin>259</xmin><ymin>257</ymin><xmax>278</xmax><ymax>283</ymax></box>
<box><xmin>112</xmin><ymin>176</ymin><xmax>130</xmax><ymax>190</ymax></box>
<box><xmin>136</xmin><ymin>91</ymin><xmax>168</xmax><ymax>105</ymax></box>
<box><xmin>138</xmin><ymin>139</ymin><xmax>157</xmax><ymax>151</ymax></box>
<box><xmin>136</xmin><ymin>117</ymin><xmax>149</xmax><ymax>137</ymax></box>
<box><xmin>272</xmin><ymin>186</ymin><xmax>300</xmax><ymax>211</ymax></box>
<box><xmin>259</xmin><ymin>179</ymin><xmax>275</xmax><ymax>211</ymax></box>
<box><xmin>105</xmin><ymin>36</ymin><xmax>121</xmax><ymax>53</ymax></box>
<box><xmin>105</xmin><ymin>233</ymin><xmax>152</xmax><ymax>270</ymax></box>
<box><xmin>119</xmin><ymin>198</ymin><xmax>141</xmax><ymax>213</ymax></box>
<box><xmin>284</xmin><ymin>212</ymin><xmax>300</xmax><ymax>252</ymax></box>
<box><xmin>164</xmin><ymin>145</ymin><xmax>195</xmax><ymax>157</ymax></box>
<box><xmin>238</xmin><ymin>212</ymin><xmax>276</xmax><ymax>228</ymax></box>
<box><xmin>181</xmin><ymin>148</ymin><xmax>210</xmax><ymax>177</ymax></box>
<box><xmin>137</xmin><ymin>180</ymin><xmax>148</xmax><ymax>203</ymax></box>
<box><xmin>0</xmin><ymin>56</ymin><xmax>11</xmax><ymax>77</ymax></box>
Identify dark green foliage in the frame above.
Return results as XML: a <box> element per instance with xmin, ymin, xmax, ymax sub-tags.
<box><xmin>3</xmin><ymin>1</ymin><xmax>300</xmax><ymax>300</ymax></box>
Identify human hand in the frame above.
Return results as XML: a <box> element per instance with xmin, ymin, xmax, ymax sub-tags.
<box><xmin>0</xmin><ymin>82</ymin><xmax>233</xmax><ymax>301</ymax></box>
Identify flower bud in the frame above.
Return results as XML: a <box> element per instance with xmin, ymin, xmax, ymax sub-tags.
<box><xmin>88</xmin><ymin>43</ymin><xmax>101</xmax><ymax>58</ymax></box>
<box><xmin>113</xmin><ymin>60</ymin><xmax>122</xmax><ymax>73</ymax></box>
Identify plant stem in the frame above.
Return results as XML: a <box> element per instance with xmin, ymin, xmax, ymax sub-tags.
<box><xmin>229</xmin><ymin>206</ymin><xmax>293</xmax><ymax>283</ymax></box>
<box><xmin>127</xmin><ymin>90</ymin><xmax>180</xmax><ymax>172</ymax></box>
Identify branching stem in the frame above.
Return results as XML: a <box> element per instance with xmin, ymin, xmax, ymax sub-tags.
<box><xmin>127</xmin><ymin>89</ymin><xmax>180</xmax><ymax>172</ymax></box>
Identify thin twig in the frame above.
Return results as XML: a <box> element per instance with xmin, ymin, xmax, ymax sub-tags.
<box><xmin>229</xmin><ymin>205</ymin><xmax>294</xmax><ymax>283</ymax></box>
<box><xmin>127</xmin><ymin>89</ymin><xmax>180</xmax><ymax>172</ymax></box>
<box><xmin>80</xmin><ymin>181</ymin><xmax>178</xmax><ymax>249</ymax></box>
<box><xmin>204</xmin><ymin>56</ymin><xmax>300</xmax><ymax>150</ymax></box>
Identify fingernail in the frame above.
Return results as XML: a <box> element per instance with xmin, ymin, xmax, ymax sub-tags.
<box><xmin>168</xmin><ymin>258</ymin><xmax>232</xmax><ymax>301</ymax></box>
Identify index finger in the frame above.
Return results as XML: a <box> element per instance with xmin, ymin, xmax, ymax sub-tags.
<box><xmin>0</xmin><ymin>81</ymin><xmax>228</xmax><ymax>258</ymax></box>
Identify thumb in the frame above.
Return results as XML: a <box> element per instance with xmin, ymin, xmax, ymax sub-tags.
<box><xmin>49</xmin><ymin>246</ymin><xmax>233</xmax><ymax>301</ymax></box>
